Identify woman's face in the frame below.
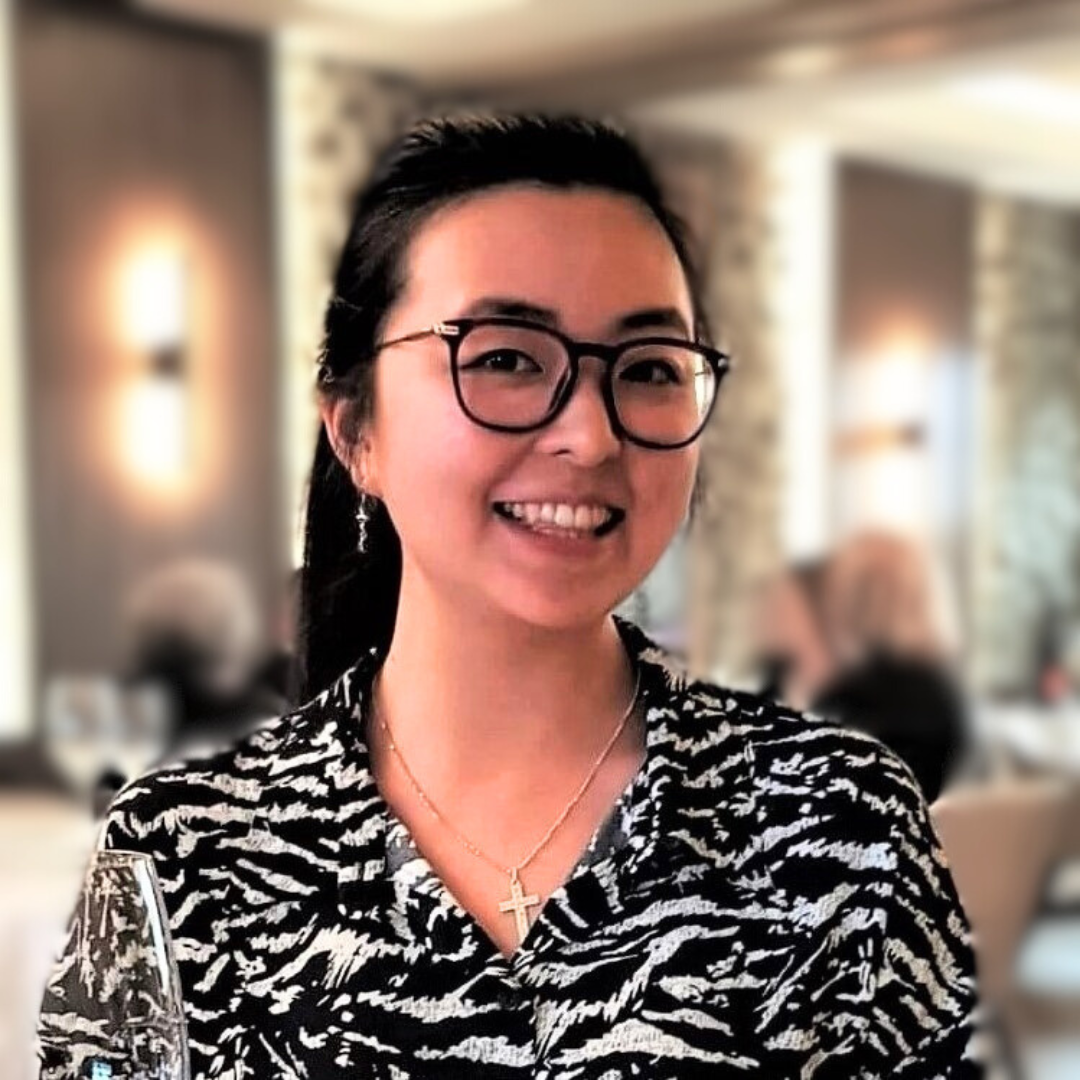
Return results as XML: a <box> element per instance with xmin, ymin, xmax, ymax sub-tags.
<box><xmin>329</xmin><ymin>185</ymin><xmax>700</xmax><ymax>632</ymax></box>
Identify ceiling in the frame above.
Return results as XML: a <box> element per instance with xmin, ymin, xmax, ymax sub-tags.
<box><xmin>638</xmin><ymin>36</ymin><xmax>1080</xmax><ymax>205</ymax></box>
<box><xmin>135</xmin><ymin>0</ymin><xmax>1080</xmax><ymax>204</ymax></box>
<box><xmin>136</xmin><ymin>0</ymin><xmax>786</xmax><ymax>85</ymax></box>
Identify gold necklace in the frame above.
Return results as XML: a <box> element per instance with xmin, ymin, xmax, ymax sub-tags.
<box><xmin>373</xmin><ymin>668</ymin><xmax>641</xmax><ymax>946</ymax></box>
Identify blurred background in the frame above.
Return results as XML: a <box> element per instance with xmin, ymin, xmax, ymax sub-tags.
<box><xmin>3</xmin><ymin>0</ymin><xmax>1080</xmax><ymax>1076</ymax></box>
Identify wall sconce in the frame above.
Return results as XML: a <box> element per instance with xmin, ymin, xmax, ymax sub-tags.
<box><xmin>122</xmin><ymin>248</ymin><xmax>189</xmax><ymax>482</ymax></box>
<box><xmin>835</xmin><ymin>331</ymin><xmax>933</xmax><ymax>536</ymax></box>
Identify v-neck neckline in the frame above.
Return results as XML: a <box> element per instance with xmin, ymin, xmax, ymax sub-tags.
<box><xmin>377</xmin><ymin>736</ymin><xmax>646</xmax><ymax>964</ymax></box>
<box><xmin>314</xmin><ymin>617</ymin><xmax>693</xmax><ymax>970</ymax></box>
<box><xmin>336</xmin><ymin>617</ymin><xmax>681</xmax><ymax>964</ymax></box>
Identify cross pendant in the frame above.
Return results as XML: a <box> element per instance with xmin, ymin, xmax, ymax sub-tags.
<box><xmin>497</xmin><ymin>868</ymin><xmax>541</xmax><ymax>945</ymax></box>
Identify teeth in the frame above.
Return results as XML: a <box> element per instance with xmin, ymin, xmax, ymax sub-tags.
<box><xmin>498</xmin><ymin>501</ymin><xmax>616</xmax><ymax>533</ymax></box>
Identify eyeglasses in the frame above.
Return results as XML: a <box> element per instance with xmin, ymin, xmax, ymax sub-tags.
<box><xmin>374</xmin><ymin>316</ymin><xmax>730</xmax><ymax>450</ymax></box>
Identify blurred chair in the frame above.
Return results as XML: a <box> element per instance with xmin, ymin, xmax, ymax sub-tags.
<box><xmin>1009</xmin><ymin>780</ymin><xmax>1080</xmax><ymax>1054</ymax></box>
<box><xmin>931</xmin><ymin>777</ymin><xmax>1073</xmax><ymax>1062</ymax></box>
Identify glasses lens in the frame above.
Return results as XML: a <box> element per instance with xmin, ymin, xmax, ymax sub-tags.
<box><xmin>455</xmin><ymin>324</ymin><xmax>569</xmax><ymax>427</ymax></box>
<box><xmin>613</xmin><ymin>342</ymin><xmax>716</xmax><ymax>446</ymax></box>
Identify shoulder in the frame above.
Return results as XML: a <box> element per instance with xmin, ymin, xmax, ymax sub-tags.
<box><xmin>623</xmin><ymin>620</ymin><xmax>981</xmax><ymax>1064</ymax></box>
<box><xmin>733</xmin><ymin>684</ymin><xmax>930</xmax><ymax>855</ymax></box>
<box><xmin>644</xmin><ymin>651</ymin><xmax>934</xmax><ymax>869</ymax></box>
<box><xmin>644</xmin><ymin>644</ymin><xmax>915</xmax><ymax>803</ymax></box>
<box><xmin>623</xmin><ymin>615</ymin><xmax>901</xmax><ymax>778</ymax></box>
<box><xmin>625</xmin><ymin>615</ymin><xmax>919</xmax><ymax>832</ymax></box>
<box><xmin>99</xmin><ymin>688</ymin><xmax>340</xmax><ymax>866</ymax></box>
<box><xmin>682</xmin><ymin>679</ymin><xmax>980</xmax><ymax>1060</ymax></box>
<box><xmin>675</xmin><ymin>678</ymin><xmax>965</xmax><ymax>936</ymax></box>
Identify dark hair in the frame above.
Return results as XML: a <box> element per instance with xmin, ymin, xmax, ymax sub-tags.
<box><xmin>298</xmin><ymin>112</ymin><xmax>709</xmax><ymax>700</ymax></box>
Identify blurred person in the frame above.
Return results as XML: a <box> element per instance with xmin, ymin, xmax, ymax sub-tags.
<box><xmin>84</xmin><ymin>559</ymin><xmax>288</xmax><ymax>817</ymax></box>
<box><xmin>754</xmin><ymin>558</ymin><xmax>836</xmax><ymax>711</ymax></box>
<box><xmin>41</xmin><ymin>115</ymin><xmax>983</xmax><ymax>1077</ymax></box>
<box><xmin>815</xmin><ymin>533</ymin><xmax>969</xmax><ymax>803</ymax></box>
<box><xmin>119</xmin><ymin>557</ymin><xmax>287</xmax><ymax>759</ymax></box>
<box><xmin>1034</xmin><ymin>605</ymin><xmax>1073</xmax><ymax>706</ymax></box>
<box><xmin>823</xmin><ymin>532</ymin><xmax>954</xmax><ymax>669</ymax></box>
<box><xmin>757</xmin><ymin>535</ymin><xmax>968</xmax><ymax>803</ymax></box>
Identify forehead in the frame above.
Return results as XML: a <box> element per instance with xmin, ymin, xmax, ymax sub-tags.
<box><xmin>390</xmin><ymin>185</ymin><xmax>693</xmax><ymax>334</ymax></box>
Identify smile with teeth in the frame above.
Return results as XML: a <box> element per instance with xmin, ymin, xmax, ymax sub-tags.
<box><xmin>494</xmin><ymin>501</ymin><xmax>621</xmax><ymax>536</ymax></box>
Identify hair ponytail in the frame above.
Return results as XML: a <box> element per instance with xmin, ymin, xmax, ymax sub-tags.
<box><xmin>297</xmin><ymin>428</ymin><xmax>401</xmax><ymax>700</ymax></box>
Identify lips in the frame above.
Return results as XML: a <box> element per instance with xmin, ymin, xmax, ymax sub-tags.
<box><xmin>492</xmin><ymin>500</ymin><xmax>625</xmax><ymax>538</ymax></box>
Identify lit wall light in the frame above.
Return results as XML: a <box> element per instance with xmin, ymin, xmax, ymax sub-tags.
<box><xmin>835</xmin><ymin>331</ymin><xmax>932</xmax><ymax>538</ymax></box>
<box><xmin>122</xmin><ymin>248</ymin><xmax>189</xmax><ymax>482</ymax></box>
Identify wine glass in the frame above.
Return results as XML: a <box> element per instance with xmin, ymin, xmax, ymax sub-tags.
<box><xmin>115</xmin><ymin>683</ymin><xmax>173</xmax><ymax>784</ymax></box>
<box><xmin>38</xmin><ymin>850</ymin><xmax>190</xmax><ymax>1080</ymax></box>
<box><xmin>42</xmin><ymin>677</ymin><xmax>124</xmax><ymax>806</ymax></box>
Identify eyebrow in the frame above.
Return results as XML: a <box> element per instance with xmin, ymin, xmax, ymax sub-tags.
<box><xmin>458</xmin><ymin>297</ymin><xmax>691</xmax><ymax>339</ymax></box>
<box><xmin>460</xmin><ymin>297</ymin><xmax>559</xmax><ymax>326</ymax></box>
<box><xmin>615</xmin><ymin>307</ymin><xmax>691</xmax><ymax>338</ymax></box>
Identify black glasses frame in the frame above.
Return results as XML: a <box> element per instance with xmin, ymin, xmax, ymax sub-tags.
<box><xmin>376</xmin><ymin>316</ymin><xmax>731</xmax><ymax>450</ymax></box>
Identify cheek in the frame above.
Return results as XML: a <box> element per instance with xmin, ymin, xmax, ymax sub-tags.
<box><xmin>634</xmin><ymin>449</ymin><xmax>698</xmax><ymax>523</ymax></box>
<box><xmin>371</xmin><ymin>367</ymin><xmax>501</xmax><ymax>523</ymax></box>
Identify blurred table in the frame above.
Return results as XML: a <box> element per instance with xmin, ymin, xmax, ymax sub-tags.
<box><xmin>0</xmin><ymin>793</ymin><xmax>97</xmax><ymax>1080</ymax></box>
<box><xmin>975</xmin><ymin>703</ymin><xmax>1080</xmax><ymax>777</ymax></box>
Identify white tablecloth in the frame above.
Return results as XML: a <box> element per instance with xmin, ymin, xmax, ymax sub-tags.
<box><xmin>976</xmin><ymin>703</ymin><xmax>1080</xmax><ymax>777</ymax></box>
<box><xmin>0</xmin><ymin>794</ymin><xmax>97</xmax><ymax>1080</ymax></box>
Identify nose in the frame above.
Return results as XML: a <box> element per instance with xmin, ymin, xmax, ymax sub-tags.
<box><xmin>534</xmin><ymin>357</ymin><xmax>622</xmax><ymax>465</ymax></box>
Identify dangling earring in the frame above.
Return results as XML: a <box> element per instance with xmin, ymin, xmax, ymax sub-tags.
<box><xmin>355</xmin><ymin>493</ymin><xmax>372</xmax><ymax>554</ymax></box>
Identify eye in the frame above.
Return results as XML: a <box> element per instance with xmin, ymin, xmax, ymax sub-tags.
<box><xmin>618</xmin><ymin>358</ymin><xmax>683</xmax><ymax>385</ymax></box>
<box><xmin>462</xmin><ymin>349</ymin><xmax>543</xmax><ymax>375</ymax></box>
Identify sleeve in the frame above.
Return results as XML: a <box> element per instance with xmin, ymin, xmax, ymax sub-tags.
<box><xmin>862</xmin><ymin>762</ymin><xmax>988</xmax><ymax>1078</ymax></box>
<box><xmin>36</xmin><ymin>759</ymin><xmax>251</xmax><ymax>1080</ymax></box>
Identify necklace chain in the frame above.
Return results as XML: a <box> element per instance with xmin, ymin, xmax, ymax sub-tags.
<box><xmin>373</xmin><ymin>668</ymin><xmax>641</xmax><ymax>881</ymax></box>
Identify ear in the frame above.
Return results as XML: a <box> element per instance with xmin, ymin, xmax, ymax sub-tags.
<box><xmin>319</xmin><ymin>397</ymin><xmax>382</xmax><ymax>498</ymax></box>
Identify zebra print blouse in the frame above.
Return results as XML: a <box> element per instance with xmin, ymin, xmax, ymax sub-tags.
<box><xmin>40</xmin><ymin>618</ymin><xmax>985</xmax><ymax>1078</ymax></box>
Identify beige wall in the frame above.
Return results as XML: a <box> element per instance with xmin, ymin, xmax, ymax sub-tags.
<box><xmin>833</xmin><ymin>161</ymin><xmax>974</xmax><ymax>614</ymax></box>
<box><xmin>838</xmin><ymin>162</ymin><xmax>973</xmax><ymax>362</ymax></box>
<box><xmin>16</xmin><ymin>5</ymin><xmax>284</xmax><ymax>684</ymax></box>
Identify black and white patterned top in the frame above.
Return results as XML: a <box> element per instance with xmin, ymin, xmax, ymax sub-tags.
<box><xmin>40</xmin><ymin>619</ymin><xmax>985</xmax><ymax>1078</ymax></box>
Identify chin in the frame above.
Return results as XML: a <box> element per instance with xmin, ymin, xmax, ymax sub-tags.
<box><xmin>489</xmin><ymin>592</ymin><xmax>620</xmax><ymax>635</ymax></box>
<box><xmin>487</xmin><ymin>579</ymin><xmax>641</xmax><ymax>635</ymax></box>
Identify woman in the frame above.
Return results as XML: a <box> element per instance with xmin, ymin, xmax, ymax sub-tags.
<box><xmin>41</xmin><ymin>115</ymin><xmax>983</xmax><ymax>1078</ymax></box>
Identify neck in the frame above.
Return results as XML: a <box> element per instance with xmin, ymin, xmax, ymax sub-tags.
<box><xmin>374</xmin><ymin>564</ymin><xmax>637</xmax><ymax>787</ymax></box>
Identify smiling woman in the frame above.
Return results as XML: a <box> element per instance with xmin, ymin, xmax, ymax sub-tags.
<box><xmin>41</xmin><ymin>114</ymin><xmax>986</xmax><ymax>1079</ymax></box>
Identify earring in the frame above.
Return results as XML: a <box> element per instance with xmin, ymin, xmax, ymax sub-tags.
<box><xmin>355</xmin><ymin>493</ymin><xmax>372</xmax><ymax>554</ymax></box>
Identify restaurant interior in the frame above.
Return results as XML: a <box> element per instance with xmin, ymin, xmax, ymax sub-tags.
<box><xmin>4</xmin><ymin>1</ymin><xmax>1080</xmax><ymax>1076</ymax></box>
